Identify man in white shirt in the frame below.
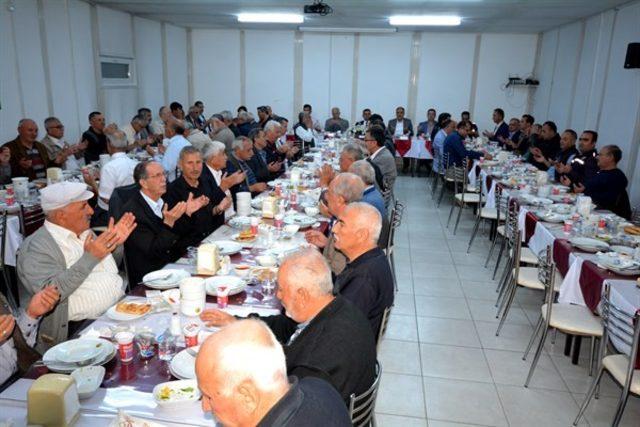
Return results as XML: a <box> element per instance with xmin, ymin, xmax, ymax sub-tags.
<box><xmin>202</xmin><ymin>141</ymin><xmax>244</xmax><ymax>220</ymax></box>
<box><xmin>17</xmin><ymin>181</ymin><xmax>137</xmax><ymax>350</ymax></box>
<box><xmin>40</xmin><ymin>117</ymin><xmax>86</xmax><ymax>170</ymax></box>
<box><xmin>150</xmin><ymin>105</ymin><xmax>171</xmax><ymax>136</ymax></box>
<box><xmin>93</xmin><ymin>130</ymin><xmax>138</xmax><ymax>226</ymax></box>
<box><xmin>121</xmin><ymin>114</ymin><xmax>151</xmax><ymax>151</ymax></box>
<box><xmin>303</xmin><ymin>104</ymin><xmax>323</xmax><ymax>132</ymax></box>
<box><xmin>161</xmin><ymin>119</ymin><xmax>192</xmax><ymax>182</ymax></box>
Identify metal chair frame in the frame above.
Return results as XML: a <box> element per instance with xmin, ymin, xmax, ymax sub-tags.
<box><xmin>349</xmin><ymin>361</ymin><xmax>382</xmax><ymax>427</ymax></box>
<box><xmin>467</xmin><ymin>184</ymin><xmax>501</xmax><ymax>254</ymax></box>
<box><xmin>436</xmin><ymin>152</ymin><xmax>451</xmax><ymax>207</ymax></box>
<box><xmin>377</xmin><ymin>306</ymin><xmax>392</xmax><ymax>352</ymax></box>
<box><xmin>446</xmin><ymin>158</ymin><xmax>481</xmax><ymax>235</ymax></box>
<box><xmin>385</xmin><ymin>200</ymin><xmax>404</xmax><ymax>292</ymax></box>
<box><xmin>573</xmin><ymin>283</ymin><xmax>640</xmax><ymax>426</ymax></box>
<box><xmin>19</xmin><ymin>203</ymin><xmax>45</xmax><ymax>237</ymax></box>
<box><xmin>484</xmin><ymin>187</ymin><xmax>509</xmax><ymax>268</ymax></box>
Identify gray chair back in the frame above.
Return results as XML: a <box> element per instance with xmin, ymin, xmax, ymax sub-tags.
<box><xmin>377</xmin><ymin>306</ymin><xmax>392</xmax><ymax>351</ymax></box>
<box><xmin>349</xmin><ymin>361</ymin><xmax>382</xmax><ymax>427</ymax></box>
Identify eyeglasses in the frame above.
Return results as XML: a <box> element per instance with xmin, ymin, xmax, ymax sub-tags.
<box><xmin>146</xmin><ymin>171</ymin><xmax>168</xmax><ymax>180</ymax></box>
<box><xmin>49</xmin><ymin>125</ymin><xmax>64</xmax><ymax>129</ymax></box>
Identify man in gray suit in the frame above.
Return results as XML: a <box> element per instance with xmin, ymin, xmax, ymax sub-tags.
<box><xmin>388</xmin><ymin>107</ymin><xmax>414</xmax><ymax>173</ymax></box>
<box><xmin>365</xmin><ymin>124</ymin><xmax>397</xmax><ymax>196</ymax></box>
<box><xmin>324</xmin><ymin>107</ymin><xmax>349</xmax><ymax>133</ymax></box>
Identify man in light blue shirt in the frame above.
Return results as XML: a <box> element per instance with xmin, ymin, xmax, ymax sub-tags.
<box><xmin>161</xmin><ymin>119</ymin><xmax>191</xmax><ymax>182</ymax></box>
<box><xmin>349</xmin><ymin>160</ymin><xmax>386</xmax><ymax>217</ymax></box>
<box><xmin>432</xmin><ymin>119</ymin><xmax>455</xmax><ymax>174</ymax></box>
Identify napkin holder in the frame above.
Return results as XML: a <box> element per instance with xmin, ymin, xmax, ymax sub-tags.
<box><xmin>28</xmin><ymin>374</ymin><xmax>80</xmax><ymax>427</ymax></box>
<box><xmin>197</xmin><ymin>243</ymin><xmax>219</xmax><ymax>276</ymax></box>
<box><xmin>262</xmin><ymin>196</ymin><xmax>278</xmax><ymax>219</ymax></box>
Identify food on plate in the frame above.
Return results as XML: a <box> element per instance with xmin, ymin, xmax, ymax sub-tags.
<box><xmin>623</xmin><ymin>225</ymin><xmax>640</xmax><ymax>235</ymax></box>
<box><xmin>157</xmin><ymin>385</ymin><xmax>197</xmax><ymax>401</ymax></box>
<box><xmin>236</xmin><ymin>229</ymin><xmax>256</xmax><ymax>242</ymax></box>
<box><xmin>115</xmin><ymin>301</ymin><xmax>151</xmax><ymax>316</ymax></box>
<box><xmin>252</xmin><ymin>267</ymin><xmax>277</xmax><ymax>282</ymax></box>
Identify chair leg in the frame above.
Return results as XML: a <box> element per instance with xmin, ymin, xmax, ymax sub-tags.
<box><xmin>492</xmin><ymin>239</ymin><xmax>507</xmax><ymax>279</ymax></box>
<box><xmin>467</xmin><ymin>217</ymin><xmax>481</xmax><ymax>253</ymax></box>
<box><xmin>611</xmin><ymin>388</ymin><xmax>631</xmax><ymax>427</ymax></box>
<box><xmin>496</xmin><ymin>281</ymin><xmax>517</xmax><ymax>336</ymax></box>
<box><xmin>485</xmin><ymin>233</ymin><xmax>501</xmax><ymax>267</ymax></box>
<box><xmin>588</xmin><ymin>336</ymin><xmax>596</xmax><ymax>376</ymax></box>
<box><xmin>437</xmin><ymin>180</ymin><xmax>447</xmax><ymax>207</ymax></box>
<box><xmin>573</xmin><ymin>367</ymin><xmax>605</xmax><ymax>425</ymax></box>
<box><xmin>453</xmin><ymin>203</ymin><xmax>464</xmax><ymax>235</ymax></box>
<box><xmin>523</xmin><ymin>315</ymin><xmax>544</xmax><ymax>361</ymax></box>
<box><xmin>551</xmin><ymin>327</ymin><xmax>558</xmax><ymax>344</ymax></box>
<box><xmin>524</xmin><ymin>325</ymin><xmax>549</xmax><ymax>387</ymax></box>
<box><xmin>446</xmin><ymin>201</ymin><xmax>456</xmax><ymax>228</ymax></box>
<box><xmin>390</xmin><ymin>252</ymin><xmax>397</xmax><ymax>292</ymax></box>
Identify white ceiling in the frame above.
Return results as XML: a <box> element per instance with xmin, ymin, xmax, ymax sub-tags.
<box><xmin>89</xmin><ymin>0</ymin><xmax>634</xmax><ymax>33</ymax></box>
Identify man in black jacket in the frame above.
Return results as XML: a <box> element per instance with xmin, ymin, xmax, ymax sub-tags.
<box><xmin>195</xmin><ymin>319</ymin><xmax>351</xmax><ymax>426</ymax></box>
<box><xmin>122</xmin><ymin>161</ymin><xmax>194</xmax><ymax>285</ymax></box>
<box><xmin>561</xmin><ymin>130</ymin><xmax>599</xmax><ymax>187</ymax></box>
<box><xmin>164</xmin><ymin>146</ymin><xmax>230</xmax><ymax>246</ymax></box>
<box><xmin>333</xmin><ymin>202</ymin><xmax>394</xmax><ymax>335</ymax></box>
<box><xmin>200</xmin><ymin>248</ymin><xmax>377</xmax><ymax>405</ymax></box>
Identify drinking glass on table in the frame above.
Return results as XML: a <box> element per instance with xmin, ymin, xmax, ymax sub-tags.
<box><xmin>262</xmin><ymin>278</ymin><xmax>276</xmax><ymax>302</ymax></box>
<box><xmin>136</xmin><ymin>329</ymin><xmax>156</xmax><ymax>361</ymax></box>
<box><xmin>186</xmin><ymin>246</ymin><xmax>198</xmax><ymax>265</ymax></box>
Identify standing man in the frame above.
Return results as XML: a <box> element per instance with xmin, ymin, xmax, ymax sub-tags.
<box><xmin>82</xmin><ymin>112</ymin><xmax>109</xmax><ymax>163</ymax></box>
<box><xmin>41</xmin><ymin>117</ymin><xmax>85</xmax><ymax>171</ymax></box>
<box><xmin>388</xmin><ymin>106</ymin><xmax>414</xmax><ymax>173</ymax></box>
<box><xmin>303</xmin><ymin>104</ymin><xmax>323</xmax><ymax>132</ymax></box>
<box><xmin>3</xmin><ymin>119</ymin><xmax>51</xmax><ymax>180</ymax></box>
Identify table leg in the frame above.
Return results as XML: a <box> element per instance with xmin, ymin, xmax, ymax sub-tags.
<box><xmin>564</xmin><ymin>334</ymin><xmax>573</xmax><ymax>356</ymax></box>
<box><xmin>571</xmin><ymin>336</ymin><xmax>582</xmax><ymax>365</ymax></box>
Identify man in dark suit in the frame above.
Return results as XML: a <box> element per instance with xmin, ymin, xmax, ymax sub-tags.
<box><xmin>388</xmin><ymin>106</ymin><xmax>414</xmax><ymax>173</ymax></box>
<box><xmin>164</xmin><ymin>146</ymin><xmax>230</xmax><ymax>247</ymax></box>
<box><xmin>248</xmin><ymin>128</ymin><xmax>282</xmax><ymax>183</ymax></box>
<box><xmin>482</xmin><ymin>108</ymin><xmax>509</xmax><ymax>144</ymax></box>
<box><xmin>200</xmin><ymin>248</ymin><xmax>377</xmax><ymax>405</ymax></box>
<box><xmin>225</xmin><ymin>137</ymin><xmax>268</xmax><ymax>198</ymax></box>
<box><xmin>122</xmin><ymin>161</ymin><xmax>194</xmax><ymax>285</ymax></box>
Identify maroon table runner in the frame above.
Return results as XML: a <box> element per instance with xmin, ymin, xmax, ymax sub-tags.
<box><xmin>524</xmin><ymin>211</ymin><xmax>538</xmax><ymax>243</ymax></box>
<box><xmin>394</xmin><ymin>139</ymin><xmax>411</xmax><ymax>157</ymax></box>
<box><xmin>553</xmin><ymin>239</ymin><xmax>572</xmax><ymax>277</ymax></box>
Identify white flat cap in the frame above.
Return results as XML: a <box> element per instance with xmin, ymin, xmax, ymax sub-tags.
<box><xmin>40</xmin><ymin>182</ymin><xmax>94</xmax><ymax>212</ymax></box>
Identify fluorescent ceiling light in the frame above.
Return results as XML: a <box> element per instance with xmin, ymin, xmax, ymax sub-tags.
<box><xmin>299</xmin><ymin>27</ymin><xmax>397</xmax><ymax>33</ymax></box>
<box><xmin>237</xmin><ymin>13</ymin><xmax>303</xmax><ymax>24</ymax></box>
<box><xmin>389</xmin><ymin>15</ymin><xmax>461</xmax><ymax>26</ymax></box>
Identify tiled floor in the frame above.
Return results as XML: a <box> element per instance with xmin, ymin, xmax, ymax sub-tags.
<box><xmin>375</xmin><ymin>176</ymin><xmax>640</xmax><ymax>427</ymax></box>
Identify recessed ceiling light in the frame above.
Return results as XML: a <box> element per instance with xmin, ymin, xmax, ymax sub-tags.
<box><xmin>389</xmin><ymin>15</ymin><xmax>462</xmax><ymax>26</ymax></box>
<box><xmin>237</xmin><ymin>13</ymin><xmax>304</xmax><ymax>24</ymax></box>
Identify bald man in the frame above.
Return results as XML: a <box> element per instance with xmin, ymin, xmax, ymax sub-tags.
<box><xmin>196</xmin><ymin>319</ymin><xmax>351</xmax><ymax>426</ymax></box>
<box><xmin>3</xmin><ymin>119</ymin><xmax>52</xmax><ymax>180</ymax></box>
<box><xmin>200</xmin><ymin>248</ymin><xmax>376</xmax><ymax>405</ymax></box>
<box><xmin>333</xmin><ymin>202</ymin><xmax>394</xmax><ymax>335</ymax></box>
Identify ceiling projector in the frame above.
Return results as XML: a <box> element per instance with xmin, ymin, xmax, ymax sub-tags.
<box><xmin>304</xmin><ymin>1</ymin><xmax>333</xmax><ymax>16</ymax></box>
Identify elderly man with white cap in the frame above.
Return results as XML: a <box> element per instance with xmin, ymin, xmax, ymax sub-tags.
<box><xmin>17</xmin><ymin>181</ymin><xmax>136</xmax><ymax>352</ymax></box>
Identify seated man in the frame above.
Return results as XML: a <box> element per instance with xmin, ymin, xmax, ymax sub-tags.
<box><xmin>497</xmin><ymin>117</ymin><xmax>521</xmax><ymax>150</ymax></box>
<box><xmin>529</xmin><ymin>121</ymin><xmax>561</xmax><ymax>169</ymax></box>
<box><xmin>532</xmin><ymin>129</ymin><xmax>578</xmax><ymax>179</ymax></box>
<box><xmin>195</xmin><ymin>319</ymin><xmax>351</xmax><ymax>426</ymax></box>
<box><xmin>122</xmin><ymin>161</ymin><xmax>194</xmax><ymax>285</ymax></box>
<box><xmin>348</xmin><ymin>160</ymin><xmax>386</xmax><ymax>217</ymax></box>
<box><xmin>306</xmin><ymin>173</ymin><xmax>365</xmax><ymax>275</ymax></box>
<box><xmin>564</xmin><ymin>145</ymin><xmax>631</xmax><ymax>220</ymax></box>
<box><xmin>430</xmin><ymin>119</ymin><xmax>454</xmax><ymax>173</ymax></box>
<box><xmin>3</xmin><ymin>119</ymin><xmax>52</xmax><ymax>180</ymax></box>
<box><xmin>93</xmin><ymin>130</ymin><xmax>139</xmax><ymax>226</ymax></box>
<box><xmin>201</xmin><ymin>141</ymin><xmax>244</xmax><ymax>221</ymax></box>
<box><xmin>200</xmin><ymin>248</ymin><xmax>377</xmax><ymax>405</ymax></box>
<box><xmin>17</xmin><ymin>182</ymin><xmax>136</xmax><ymax>351</ymax></box>
<box><xmin>333</xmin><ymin>202</ymin><xmax>394</xmax><ymax>335</ymax></box>
<box><xmin>482</xmin><ymin>108</ymin><xmax>509</xmax><ymax>144</ymax></box>
<box><xmin>563</xmin><ymin>130</ymin><xmax>599</xmax><ymax>187</ymax></box>
<box><xmin>41</xmin><ymin>117</ymin><xmax>85</xmax><ymax>170</ymax></box>
<box><xmin>324</xmin><ymin>107</ymin><xmax>349</xmax><ymax>133</ymax></box>
<box><xmin>226</xmin><ymin>137</ymin><xmax>268</xmax><ymax>197</ymax></box>
<box><xmin>160</xmin><ymin>118</ymin><xmax>191</xmax><ymax>182</ymax></box>
<box><xmin>248</xmin><ymin>128</ymin><xmax>282</xmax><ymax>183</ymax></box>
<box><xmin>164</xmin><ymin>146</ymin><xmax>231</xmax><ymax>245</ymax></box>
<box><xmin>121</xmin><ymin>114</ymin><xmax>152</xmax><ymax>151</ymax></box>
<box><xmin>364</xmin><ymin>125</ymin><xmax>397</xmax><ymax>194</ymax></box>
<box><xmin>443</xmin><ymin>121</ymin><xmax>490</xmax><ymax>167</ymax></box>
<box><xmin>1</xmin><ymin>286</ymin><xmax>60</xmax><ymax>385</ymax></box>
<box><xmin>318</xmin><ymin>143</ymin><xmax>383</xmax><ymax>191</ymax></box>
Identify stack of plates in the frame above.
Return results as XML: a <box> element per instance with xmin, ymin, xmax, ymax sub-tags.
<box><xmin>236</xmin><ymin>192</ymin><xmax>252</xmax><ymax>217</ymax></box>
<box><xmin>596</xmin><ymin>252</ymin><xmax>640</xmax><ymax>276</ymax></box>
<box><xmin>42</xmin><ymin>338</ymin><xmax>116</xmax><ymax>373</ymax></box>
<box><xmin>204</xmin><ymin>276</ymin><xmax>246</xmax><ymax>296</ymax></box>
<box><xmin>284</xmin><ymin>214</ymin><xmax>316</xmax><ymax>228</ymax></box>
<box><xmin>169</xmin><ymin>346</ymin><xmax>199</xmax><ymax>380</ymax></box>
<box><xmin>143</xmin><ymin>269</ymin><xmax>191</xmax><ymax>290</ymax></box>
<box><xmin>569</xmin><ymin>237</ymin><xmax>610</xmax><ymax>253</ymax></box>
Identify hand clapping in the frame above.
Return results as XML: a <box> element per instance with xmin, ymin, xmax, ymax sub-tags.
<box><xmin>185</xmin><ymin>192</ymin><xmax>210</xmax><ymax>216</ymax></box>
<box><xmin>26</xmin><ymin>285</ymin><xmax>60</xmax><ymax>319</ymax></box>
<box><xmin>162</xmin><ymin>201</ymin><xmax>187</xmax><ymax>228</ymax></box>
<box><xmin>0</xmin><ymin>315</ymin><xmax>16</xmax><ymax>345</ymax></box>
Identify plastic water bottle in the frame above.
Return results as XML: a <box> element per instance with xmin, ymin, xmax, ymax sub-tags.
<box><xmin>157</xmin><ymin>327</ymin><xmax>176</xmax><ymax>361</ymax></box>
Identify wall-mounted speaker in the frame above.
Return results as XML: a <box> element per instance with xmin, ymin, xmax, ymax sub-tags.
<box><xmin>624</xmin><ymin>43</ymin><xmax>640</xmax><ymax>69</ymax></box>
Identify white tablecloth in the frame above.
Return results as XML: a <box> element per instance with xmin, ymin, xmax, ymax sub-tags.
<box><xmin>395</xmin><ymin>137</ymin><xmax>432</xmax><ymax>160</ymax></box>
<box><xmin>5</xmin><ymin>215</ymin><xmax>22</xmax><ymax>267</ymax></box>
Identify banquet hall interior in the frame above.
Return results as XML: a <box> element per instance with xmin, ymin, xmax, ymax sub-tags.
<box><xmin>1</xmin><ymin>0</ymin><xmax>640</xmax><ymax>426</ymax></box>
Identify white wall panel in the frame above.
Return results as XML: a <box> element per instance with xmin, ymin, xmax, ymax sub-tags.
<box><xmin>532</xmin><ymin>30</ymin><xmax>558</xmax><ymax>123</ymax></box>
<box><xmin>135</xmin><ymin>17</ymin><xmax>165</xmax><ymax>111</ymax></box>
<box><xmin>245</xmin><ymin>30</ymin><xmax>295</xmax><ymax>121</ymax></box>
<box><xmin>570</xmin><ymin>16</ymin><xmax>601</xmax><ymax>132</ymax></box>
<box><xmin>0</xmin><ymin>7</ymin><xmax>24</xmax><ymax>142</ymax></box>
<box><xmin>548</xmin><ymin>22</ymin><xmax>582</xmax><ymax>130</ymax></box>
<box><xmin>12</xmin><ymin>0</ymin><xmax>49</xmax><ymax>133</ymax></box>
<box><xmin>42</xmin><ymin>0</ymin><xmax>81</xmax><ymax>142</ymax></box>
<box><xmin>356</xmin><ymin>33</ymin><xmax>412</xmax><ymax>124</ymax></box>
<box><xmin>68</xmin><ymin>0</ymin><xmax>98</xmax><ymax>132</ymax></box>
<box><xmin>302</xmin><ymin>34</ymin><xmax>331</xmax><ymax>120</ymax></box>
<box><xmin>103</xmin><ymin>89</ymin><xmax>139</xmax><ymax>128</ymax></box>
<box><xmin>416</xmin><ymin>33</ymin><xmax>476</xmax><ymax>125</ymax></box>
<box><xmin>584</xmin><ymin>10</ymin><xmax>615</xmax><ymax>129</ymax></box>
<box><xmin>164</xmin><ymin>24</ymin><xmax>189</xmax><ymax>108</ymax></box>
<box><xmin>474</xmin><ymin>34</ymin><xmax>538</xmax><ymax>132</ymax></box>
<box><xmin>328</xmin><ymin>35</ymin><xmax>355</xmax><ymax>123</ymax></box>
<box><xmin>97</xmin><ymin>5</ymin><xmax>133</xmax><ymax>58</ymax></box>
<box><xmin>191</xmin><ymin>29</ymin><xmax>241</xmax><ymax>115</ymax></box>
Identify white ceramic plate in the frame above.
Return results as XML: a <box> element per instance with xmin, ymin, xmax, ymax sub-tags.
<box><xmin>205</xmin><ymin>276</ymin><xmax>246</xmax><ymax>297</ymax></box>
<box><xmin>169</xmin><ymin>346</ymin><xmax>199</xmax><ymax>380</ymax></box>
<box><xmin>283</xmin><ymin>214</ymin><xmax>316</xmax><ymax>228</ymax></box>
<box><xmin>213</xmin><ymin>240</ymin><xmax>243</xmax><ymax>256</ymax></box>
<box><xmin>610</xmin><ymin>245</ymin><xmax>635</xmax><ymax>257</ymax></box>
<box><xmin>569</xmin><ymin>237</ymin><xmax>610</xmax><ymax>253</ymax></box>
<box><xmin>106</xmin><ymin>301</ymin><xmax>151</xmax><ymax>321</ymax></box>
<box><xmin>143</xmin><ymin>269</ymin><xmax>191</xmax><ymax>290</ymax></box>
<box><xmin>153</xmin><ymin>379</ymin><xmax>201</xmax><ymax>407</ymax></box>
<box><xmin>228</xmin><ymin>216</ymin><xmax>252</xmax><ymax>229</ymax></box>
<box><xmin>43</xmin><ymin>339</ymin><xmax>115</xmax><ymax>373</ymax></box>
<box><xmin>71</xmin><ymin>366</ymin><xmax>105</xmax><ymax>399</ymax></box>
<box><xmin>54</xmin><ymin>339</ymin><xmax>104</xmax><ymax>364</ymax></box>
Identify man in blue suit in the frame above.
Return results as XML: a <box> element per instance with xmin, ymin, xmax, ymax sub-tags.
<box><xmin>482</xmin><ymin>108</ymin><xmax>509</xmax><ymax>145</ymax></box>
<box><xmin>445</xmin><ymin>122</ymin><xmax>492</xmax><ymax>167</ymax></box>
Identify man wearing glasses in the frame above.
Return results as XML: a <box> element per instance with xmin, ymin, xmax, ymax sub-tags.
<box><xmin>40</xmin><ymin>117</ymin><xmax>87</xmax><ymax>170</ymax></box>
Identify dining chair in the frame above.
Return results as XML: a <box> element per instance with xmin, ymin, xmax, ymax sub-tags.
<box><xmin>467</xmin><ymin>183</ymin><xmax>500</xmax><ymax>253</ymax></box>
<box><xmin>436</xmin><ymin>152</ymin><xmax>452</xmax><ymax>207</ymax></box>
<box><xmin>0</xmin><ymin>211</ymin><xmax>18</xmax><ymax>308</ymax></box>
<box><xmin>377</xmin><ymin>306</ymin><xmax>392</xmax><ymax>352</ymax></box>
<box><xmin>522</xmin><ymin>246</ymin><xmax>603</xmax><ymax>387</ymax></box>
<box><xmin>430</xmin><ymin>148</ymin><xmax>444</xmax><ymax>199</ymax></box>
<box><xmin>19</xmin><ymin>203</ymin><xmax>45</xmax><ymax>237</ymax></box>
<box><xmin>349</xmin><ymin>361</ymin><xmax>382</xmax><ymax>427</ymax></box>
<box><xmin>446</xmin><ymin>158</ymin><xmax>481</xmax><ymax>235</ymax></box>
<box><xmin>484</xmin><ymin>187</ymin><xmax>509</xmax><ymax>265</ymax></box>
<box><xmin>385</xmin><ymin>200</ymin><xmax>404</xmax><ymax>292</ymax></box>
<box><xmin>495</xmin><ymin>230</ymin><xmax>563</xmax><ymax>337</ymax></box>
<box><xmin>573</xmin><ymin>283</ymin><xmax>640</xmax><ymax>427</ymax></box>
